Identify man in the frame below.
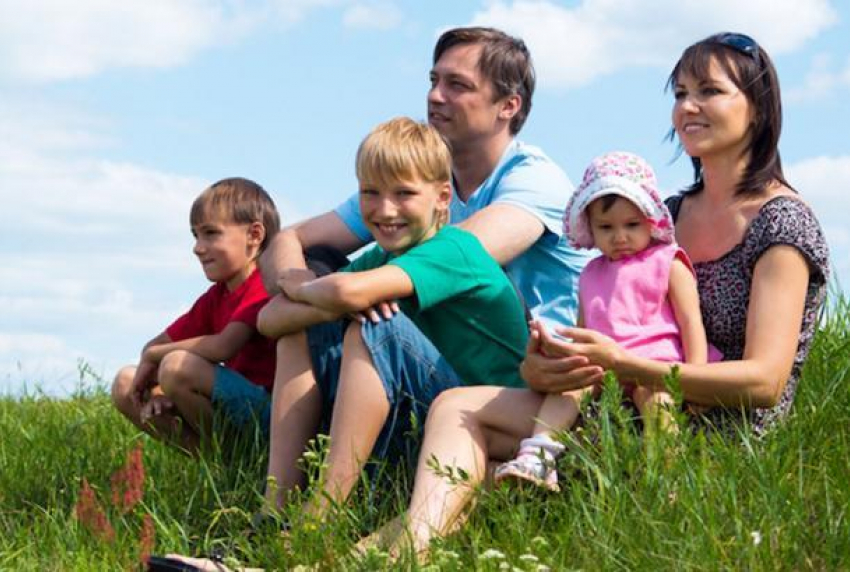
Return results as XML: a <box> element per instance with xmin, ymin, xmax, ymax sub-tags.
<box><xmin>258</xmin><ymin>26</ymin><xmax>590</xmax><ymax>515</ymax></box>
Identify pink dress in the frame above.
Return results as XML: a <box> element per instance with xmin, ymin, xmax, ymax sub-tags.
<box><xmin>579</xmin><ymin>242</ymin><xmax>721</xmax><ymax>363</ymax></box>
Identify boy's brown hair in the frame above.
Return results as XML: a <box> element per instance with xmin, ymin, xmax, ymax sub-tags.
<box><xmin>190</xmin><ymin>177</ymin><xmax>281</xmax><ymax>252</ymax></box>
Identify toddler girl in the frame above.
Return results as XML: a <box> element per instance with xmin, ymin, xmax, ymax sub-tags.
<box><xmin>495</xmin><ymin>151</ymin><xmax>720</xmax><ymax>490</ymax></box>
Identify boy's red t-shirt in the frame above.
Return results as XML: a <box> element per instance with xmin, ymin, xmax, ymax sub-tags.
<box><xmin>165</xmin><ymin>268</ymin><xmax>275</xmax><ymax>391</ymax></box>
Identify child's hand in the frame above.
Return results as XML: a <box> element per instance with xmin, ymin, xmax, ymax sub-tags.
<box><xmin>277</xmin><ymin>268</ymin><xmax>317</xmax><ymax>302</ymax></box>
<box><xmin>350</xmin><ymin>301</ymin><xmax>400</xmax><ymax>324</ymax></box>
<box><xmin>130</xmin><ymin>360</ymin><xmax>158</xmax><ymax>408</ymax></box>
<box><xmin>140</xmin><ymin>393</ymin><xmax>175</xmax><ymax>425</ymax></box>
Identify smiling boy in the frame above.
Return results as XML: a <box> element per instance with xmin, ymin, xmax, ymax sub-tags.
<box><xmin>257</xmin><ymin>117</ymin><xmax>528</xmax><ymax>516</ymax></box>
<box><xmin>110</xmin><ymin>177</ymin><xmax>280</xmax><ymax>454</ymax></box>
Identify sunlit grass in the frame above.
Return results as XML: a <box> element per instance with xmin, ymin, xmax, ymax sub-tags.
<box><xmin>2</xmin><ymin>298</ymin><xmax>849</xmax><ymax>570</ymax></box>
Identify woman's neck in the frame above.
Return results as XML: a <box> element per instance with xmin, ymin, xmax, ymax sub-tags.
<box><xmin>699</xmin><ymin>152</ymin><xmax>749</xmax><ymax>202</ymax></box>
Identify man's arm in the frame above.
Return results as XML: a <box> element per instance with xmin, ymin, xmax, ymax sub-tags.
<box><xmin>259</xmin><ymin>212</ymin><xmax>366</xmax><ymax>293</ymax></box>
<box><xmin>456</xmin><ymin>203</ymin><xmax>545</xmax><ymax>265</ymax></box>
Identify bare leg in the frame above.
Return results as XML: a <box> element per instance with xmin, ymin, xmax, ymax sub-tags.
<box><xmin>307</xmin><ymin>322</ymin><xmax>390</xmax><ymax>517</ymax></box>
<box><xmin>363</xmin><ymin>386</ymin><xmax>545</xmax><ymax>556</ymax></box>
<box><xmin>111</xmin><ymin>364</ymin><xmax>200</xmax><ymax>452</ymax></box>
<box><xmin>157</xmin><ymin>350</ymin><xmax>218</xmax><ymax>452</ymax></box>
<box><xmin>531</xmin><ymin>387</ymin><xmax>593</xmax><ymax>438</ymax></box>
<box><xmin>265</xmin><ymin>332</ymin><xmax>323</xmax><ymax>509</ymax></box>
<box><xmin>633</xmin><ymin>387</ymin><xmax>677</xmax><ymax>434</ymax></box>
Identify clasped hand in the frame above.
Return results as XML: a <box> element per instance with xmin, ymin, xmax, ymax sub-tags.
<box><xmin>521</xmin><ymin>320</ymin><xmax>624</xmax><ymax>393</ymax></box>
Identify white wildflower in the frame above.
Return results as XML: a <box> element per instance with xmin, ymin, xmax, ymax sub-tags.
<box><xmin>479</xmin><ymin>548</ymin><xmax>507</xmax><ymax>560</ymax></box>
<box><xmin>750</xmin><ymin>530</ymin><xmax>762</xmax><ymax>546</ymax></box>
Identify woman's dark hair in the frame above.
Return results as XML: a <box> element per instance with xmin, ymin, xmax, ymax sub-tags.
<box><xmin>667</xmin><ymin>32</ymin><xmax>793</xmax><ymax>196</ymax></box>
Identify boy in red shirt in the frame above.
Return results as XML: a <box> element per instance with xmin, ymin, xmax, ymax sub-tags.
<box><xmin>111</xmin><ymin>177</ymin><xmax>279</xmax><ymax>454</ymax></box>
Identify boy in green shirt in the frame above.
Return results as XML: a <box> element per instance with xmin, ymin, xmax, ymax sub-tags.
<box><xmin>258</xmin><ymin>117</ymin><xmax>528</xmax><ymax>519</ymax></box>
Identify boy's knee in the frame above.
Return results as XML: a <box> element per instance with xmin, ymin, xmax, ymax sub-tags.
<box><xmin>158</xmin><ymin>350</ymin><xmax>194</xmax><ymax>395</ymax></box>
<box><xmin>111</xmin><ymin>366</ymin><xmax>136</xmax><ymax>409</ymax></box>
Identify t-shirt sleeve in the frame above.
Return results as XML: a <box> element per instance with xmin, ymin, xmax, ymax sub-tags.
<box><xmin>333</xmin><ymin>192</ymin><xmax>372</xmax><ymax>242</ymax></box>
<box><xmin>488</xmin><ymin>154</ymin><xmax>574</xmax><ymax>238</ymax></box>
<box><xmin>743</xmin><ymin>198</ymin><xmax>830</xmax><ymax>285</ymax></box>
<box><xmin>165</xmin><ymin>287</ymin><xmax>215</xmax><ymax>341</ymax></box>
<box><xmin>389</xmin><ymin>231</ymin><xmax>481</xmax><ymax>311</ymax></box>
<box><xmin>230</xmin><ymin>299</ymin><xmax>266</xmax><ymax>328</ymax></box>
<box><xmin>341</xmin><ymin>244</ymin><xmax>391</xmax><ymax>273</ymax></box>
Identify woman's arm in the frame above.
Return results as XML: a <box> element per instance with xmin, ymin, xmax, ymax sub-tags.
<box><xmin>559</xmin><ymin>245</ymin><xmax>810</xmax><ymax>408</ymax></box>
<box><xmin>667</xmin><ymin>257</ymin><xmax>708</xmax><ymax>364</ymax></box>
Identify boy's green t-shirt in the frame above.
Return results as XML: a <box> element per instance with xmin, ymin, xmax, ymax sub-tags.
<box><xmin>345</xmin><ymin>226</ymin><xmax>527</xmax><ymax>388</ymax></box>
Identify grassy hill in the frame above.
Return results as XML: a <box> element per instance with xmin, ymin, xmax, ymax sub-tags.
<box><xmin>2</xmin><ymin>299</ymin><xmax>849</xmax><ymax>570</ymax></box>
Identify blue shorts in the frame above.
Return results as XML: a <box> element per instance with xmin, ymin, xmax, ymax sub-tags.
<box><xmin>307</xmin><ymin>313</ymin><xmax>462</xmax><ymax>464</ymax></box>
<box><xmin>210</xmin><ymin>365</ymin><xmax>271</xmax><ymax>437</ymax></box>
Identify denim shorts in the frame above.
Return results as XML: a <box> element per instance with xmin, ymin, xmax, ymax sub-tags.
<box><xmin>211</xmin><ymin>365</ymin><xmax>271</xmax><ymax>437</ymax></box>
<box><xmin>306</xmin><ymin>313</ymin><xmax>462</xmax><ymax>464</ymax></box>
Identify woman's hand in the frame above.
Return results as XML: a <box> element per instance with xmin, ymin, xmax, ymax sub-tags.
<box><xmin>555</xmin><ymin>326</ymin><xmax>626</xmax><ymax>372</ymax></box>
<box><xmin>520</xmin><ymin>321</ymin><xmax>605</xmax><ymax>393</ymax></box>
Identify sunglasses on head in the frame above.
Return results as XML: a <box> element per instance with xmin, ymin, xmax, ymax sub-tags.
<box><xmin>713</xmin><ymin>32</ymin><xmax>759</xmax><ymax>58</ymax></box>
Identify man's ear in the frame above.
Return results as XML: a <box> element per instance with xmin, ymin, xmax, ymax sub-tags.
<box><xmin>498</xmin><ymin>93</ymin><xmax>521</xmax><ymax>122</ymax></box>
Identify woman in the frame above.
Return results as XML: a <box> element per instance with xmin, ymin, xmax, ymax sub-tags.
<box><xmin>368</xmin><ymin>31</ymin><xmax>830</xmax><ymax>556</ymax></box>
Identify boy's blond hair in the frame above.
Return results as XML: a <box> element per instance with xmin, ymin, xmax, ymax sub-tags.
<box><xmin>356</xmin><ymin>117</ymin><xmax>452</xmax><ymax>192</ymax></box>
<box><xmin>190</xmin><ymin>177</ymin><xmax>281</xmax><ymax>252</ymax></box>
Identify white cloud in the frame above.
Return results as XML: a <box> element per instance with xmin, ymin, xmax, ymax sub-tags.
<box><xmin>343</xmin><ymin>1</ymin><xmax>403</xmax><ymax>30</ymax></box>
<box><xmin>0</xmin><ymin>333</ymin><xmax>116</xmax><ymax>396</ymax></box>
<box><xmin>786</xmin><ymin>53</ymin><xmax>850</xmax><ymax>102</ymax></box>
<box><xmin>787</xmin><ymin>155</ymin><xmax>850</xmax><ymax>207</ymax></box>
<box><xmin>0</xmin><ymin>0</ymin><xmax>252</xmax><ymax>82</ymax></box>
<box><xmin>787</xmin><ymin>155</ymin><xmax>850</xmax><ymax>293</ymax></box>
<box><xmin>469</xmin><ymin>0</ymin><xmax>838</xmax><ymax>89</ymax></box>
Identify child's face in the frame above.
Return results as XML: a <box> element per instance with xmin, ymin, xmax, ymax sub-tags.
<box><xmin>192</xmin><ymin>216</ymin><xmax>263</xmax><ymax>290</ymax></box>
<box><xmin>359</xmin><ymin>177</ymin><xmax>451</xmax><ymax>255</ymax></box>
<box><xmin>587</xmin><ymin>196</ymin><xmax>653</xmax><ymax>261</ymax></box>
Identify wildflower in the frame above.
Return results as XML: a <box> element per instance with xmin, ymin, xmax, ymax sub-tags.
<box><xmin>111</xmin><ymin>443</ymin><xmax>145</xmax><ymax>514</ymax></box>
<box><xmin>479</xmin><ymin>548</ymin><xmax>506</xmax><ymax>560</ymax></box>
<box><xmin>519</xmin><ymin>553</ymin><xmax>540</xmax><ymax>564</ymax></box>
<box><xmin>750</xmin><ymin>531</ymin><xmax>762</xmax><ymax>546</ymax></box>
<box><xmin>75</xmin><ymin>478</ymin><xmax>115</xmax><ymax>542</ymax></box>
<box><xmin>138</xmin><ymin>513</ymin><xmax>156</xmax><ymax>565</ymax></box>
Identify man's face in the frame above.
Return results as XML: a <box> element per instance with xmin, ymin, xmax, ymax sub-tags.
<box><xmin>427</xmin><ymin>43</ymin><xmax>505</xmax><ymax>147</ymax></box>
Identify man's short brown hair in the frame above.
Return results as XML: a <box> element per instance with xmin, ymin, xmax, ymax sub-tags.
<box><xmin>433</xmin><ymin>26</ymin><xmax>535</xmax><ymax>135</ymax></box>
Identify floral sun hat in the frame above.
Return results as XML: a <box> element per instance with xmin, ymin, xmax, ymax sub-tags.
<box><xmin>564</xmin><ymin>151</ymin><xmax>674</xmax><ymax>249</ymax></box>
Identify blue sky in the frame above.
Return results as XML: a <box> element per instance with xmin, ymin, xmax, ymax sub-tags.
<box><xmin>2</xmin><ymin>0</ymin><xmax>848</xmax><ymax>395</ymax></box>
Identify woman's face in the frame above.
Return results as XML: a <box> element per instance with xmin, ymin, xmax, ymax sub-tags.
<box><xmin>672</xmin><ymin>56</ymin><xmax>754</xmax><ymax>161</ymax></box>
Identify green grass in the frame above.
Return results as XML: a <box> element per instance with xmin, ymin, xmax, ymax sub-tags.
<box><xmin>2</xmin><ymin>298</ymin><xmax>849</xmax><ymax>570</ymax></box>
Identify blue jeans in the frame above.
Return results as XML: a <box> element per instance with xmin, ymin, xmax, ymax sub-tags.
<box><xmin>211</xmin><ymin>365</ymin><xmax>271</xmax><ymax>437</ymax></box>
<box><xmin>307</xmin><ymin>313</ymin><xmax>462</xmax><ymax>464</ymax></box>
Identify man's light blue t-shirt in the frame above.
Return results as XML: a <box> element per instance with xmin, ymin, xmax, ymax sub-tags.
<box><xmin>334</xmin><ymin>139</ymin><xmax>592</xmax><ymax>328</ymax></box>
